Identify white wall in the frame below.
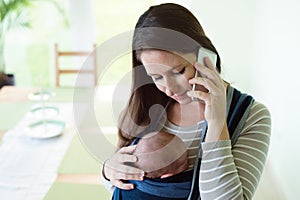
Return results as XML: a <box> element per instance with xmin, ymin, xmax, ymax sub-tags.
<box><xmin>191</xmin><ymin>0</ymin><xmax>257</xmax><ymax>92</ymax></box>
<box><xmin>68</xmin><ymin>0</ymin><xmax>95</xmax><ymax>50</ymax></box>
<box><xmin>66</xmin><ymin>0</ymin><xmax>96</xmax><ymax>86</ymax></box>
<box><xmin>192</xmin><ymin>0</ymin><xmax>300</xmax><ymax>199</ymax></box>
<box><xmin>251</xmin><ymin>0</ymin><xmax>300</xmax><ymax>199</ymax></box>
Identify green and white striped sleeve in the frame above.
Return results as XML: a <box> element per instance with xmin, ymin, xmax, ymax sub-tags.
<box><xmin>199</xmin><ymin>101</ymin><xmax>271</xmax><ymax>199</ymax></box>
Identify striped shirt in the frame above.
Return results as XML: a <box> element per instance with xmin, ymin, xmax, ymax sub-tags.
<box><xmin>102</xmin><ymin>101</ymin><xmax>271</xmax><ymax>199</ymax></box>
<box><xmin>162</xmin><ymin>119</ymin><xmax>203</xmax><ymax>169</ymax></box>
<box><xmin>199</xmin><ymin>101</ymin><xmax>271</xmax><ymax>199</ymax></box>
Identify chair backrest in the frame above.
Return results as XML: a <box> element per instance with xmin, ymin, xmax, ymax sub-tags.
<box><xmin>54</xmin><ymin>43</ymin><xmax>97</xmax><ymax>87</ymax></box>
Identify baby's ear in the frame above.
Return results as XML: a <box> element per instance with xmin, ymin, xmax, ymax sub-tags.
<box><xmin>160</xmin><ymin>173</ymin><xmax>173</xmax><ymax>179</ymax></box>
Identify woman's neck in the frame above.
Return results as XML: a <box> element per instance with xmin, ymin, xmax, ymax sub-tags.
<box><xmin>167</xmin><ymin>101</ymin><xmax>205</xmax><ymax>127</ymax></box>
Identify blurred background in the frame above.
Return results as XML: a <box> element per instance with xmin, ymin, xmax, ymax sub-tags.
<box><xmin>1</xmin><ymin>0</ymin><xmax>299</xmax><ymax>199</ymax></box>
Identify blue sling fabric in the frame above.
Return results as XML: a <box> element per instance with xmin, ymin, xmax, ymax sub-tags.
<box><xmin>112</xmin><ymin>86</ymin><xmax>254</xmax><ymax>200</ymax></box>
<box><xmin>129</xmin><ymin>169</ymin><xmax>193</xmax><ymax>198</ymax></box>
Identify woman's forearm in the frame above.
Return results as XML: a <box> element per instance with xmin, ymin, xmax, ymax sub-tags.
<box><xmin>199</xmin><ymin>101</ymin><xmax>271</xmax><ymax>199</ymax></box>
<box><xmin>205</xmin><ymin>121</ymin><xmax>230</xmax><ymax>142</ymax></box>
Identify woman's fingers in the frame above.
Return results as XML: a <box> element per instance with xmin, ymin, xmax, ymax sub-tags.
<box><xmin>110</xmin><ymin>179</ymin><xmax>135</xmax><ymax>190</ymax></box>
<box><xmin>111</xmin><ymin>169</ymin><xmax>144</xmax><ymax>180</ymax></box>
<box><xmin>103</xmin><ymin>144</ymin><xmax>146</xmax><ymax>190</ymax></box>
<box><xmin>190</xmin><ymin>57</ymin><xmax>227</xmax><ymax>128</ymax></box>
<box><xmin>203</xmin><ymin>57</ymin><xmax>216</xmax><ymax>70</ymax></box>
<box><xmin>119</xmin><ymin>144</ymin><xmax>137</xmax><ymax>154</ymax></box>
<box><xmin>189</xmin><ymin>77</ymin><xmax>218</xmax><ymax>94</ymax></box>
<box><xmin>105</xmin><ymin>161</ymin><xmax>144</xmax><ymax>175</ymax></box>
<box><xmin>103</xmin><ymin>144</ymin><xmax>144</xmax><ymax>184</ymax></box>
<box><xmin>119</xmin><ymin>164</ymin><xmax>144</xmax><ymax>176</ymax></box>
<box><xmin>116</xmin><ymin>153</ymin><xmax>138</xmax><ymax>163</ymax></box>
<box><xmin>187</xmin><ymin>90</ymin><xmax>211</xmax><ymax>105</ymax></box>
<box><xmin>194</xmin><ymin>61</ymin><xmax>221</xmax><ymax>83</ymax></box>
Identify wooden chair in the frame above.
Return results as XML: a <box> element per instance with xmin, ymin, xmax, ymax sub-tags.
<box><xmin>54</xmin><ymin>43</ymin><xmax>97</xmax><ymax>87</ymax></box>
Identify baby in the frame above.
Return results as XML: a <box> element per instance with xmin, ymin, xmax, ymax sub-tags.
<box><xmin>132</xmin><ymin>131</ymin><xmax>188</xmax><ymax>179</ymax></box>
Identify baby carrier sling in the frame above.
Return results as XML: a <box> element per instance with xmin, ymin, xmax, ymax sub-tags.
<box><xmin>112</xmin><ymin>86</ymin><xmax>254</xmax><ymax>200</ymax></box>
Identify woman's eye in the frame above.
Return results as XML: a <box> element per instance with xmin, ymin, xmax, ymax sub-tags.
<box><xmin>153</xmin><ymin>76</ymin><xmax>162</xmax><ymax>81</ymax></box>
<box><xmin>175</xmin><ymin>67</ymin><xmax>185</xmax><ymax>75</ymax></box>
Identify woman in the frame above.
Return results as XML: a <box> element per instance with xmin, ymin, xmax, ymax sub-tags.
<box><xmin>102</xmin><ymin>3</ymin><xmax>271</xmax><ymax>200</ymax></box>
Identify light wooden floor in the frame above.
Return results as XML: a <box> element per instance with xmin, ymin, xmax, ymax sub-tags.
<box><xmin>56</xmin><ymin>174</ymin><xmax>100</xmax><ymax>185</ymax></box>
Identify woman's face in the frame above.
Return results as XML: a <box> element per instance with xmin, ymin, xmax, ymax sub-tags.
<box><xmin>140</xmin><ymin>50</ymin><xmax>196</xmax><ymax>105</ymax></box>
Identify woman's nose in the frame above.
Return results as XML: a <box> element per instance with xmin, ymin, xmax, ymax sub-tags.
<box><xmin>165</xmin><ymin>88</ymin><xmax>174</xmax><ymax>96</ymax></box>
<box><xmin>164</xmin><ymin>77</ymin><xmax>177</xmax><ymax>96</ymax></box>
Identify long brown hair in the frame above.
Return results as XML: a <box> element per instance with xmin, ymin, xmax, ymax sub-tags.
<box><xmin>117</xmin><ymin>3</ymin><xmax>221</xmax><ymax>148</ymax></box>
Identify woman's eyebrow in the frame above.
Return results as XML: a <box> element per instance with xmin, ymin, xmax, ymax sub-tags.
<box><xmin>173</xmin><ymin>64</ymin><xmax>185</xmax><ymax>70</ymax></box>
<box><xmin>147</xmin><ymin>64</ymin><xmax>185</xmax><ymax>76</ymax></box>
<box><xmin>147</xmin><ymin>72</ymin><xmax>158</xmax><ymax>76</ymax></box>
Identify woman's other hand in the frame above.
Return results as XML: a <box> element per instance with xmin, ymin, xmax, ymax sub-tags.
<box><xmin>103</xmin><ymin>145</ymin><xmax>145</xmax><ymax>190</ymax></box>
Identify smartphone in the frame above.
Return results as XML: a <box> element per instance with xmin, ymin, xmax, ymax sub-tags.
<box><xmin>191</xmin><ymin>47</ymin><xmax>217</xmax><ymax>101</ymax></box>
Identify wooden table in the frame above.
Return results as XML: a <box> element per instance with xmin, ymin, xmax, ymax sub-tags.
<box><xmin>0</xmin><ymin>86</ymin><xmax>113</xmax><ymax>200</ymax></box>
<box><xmin>0</xmin><ymin>86</ymin><xmax>38</xmax><ymax>102</ymax></box>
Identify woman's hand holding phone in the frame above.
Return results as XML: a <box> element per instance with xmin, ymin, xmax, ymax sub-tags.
<box><xmin>187</xmin><ymin>48</ymin><xmax>229</xmax><ymax>141</ymax></box>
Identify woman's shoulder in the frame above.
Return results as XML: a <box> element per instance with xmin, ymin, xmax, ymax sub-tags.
<box><xmin>227</xmin><ymin>85</ymin><xmax>271</xmax><ymax>119</ymax></box>
<box><xmin>250</xmin><ymin>100</ymin><xmax>271</xmax><ymax>119</ymax></box>
<box><xmin>241</xmin><ymin>100</ymin><xmax>272</xmax><ymax>135</ymax></box>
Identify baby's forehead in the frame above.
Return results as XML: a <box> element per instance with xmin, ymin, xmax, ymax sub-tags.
<box><xmin>140</xmin><ymin>131</ymin><xmax>174</xmax><ymax>144</ymax></box>
<box><xmin>133</xmin><ymin>130</ymin><xmax>188</xmax><ymax>172</ymax></box>
<box><xmin>135</xmin><ymin>131</ymin><xmax>184</xmax><ymax>153</ymax></box>
<box><xmin>146</xmin><ymin>130</ymin><xmax>174</xmax><ymax>140</ymax></box>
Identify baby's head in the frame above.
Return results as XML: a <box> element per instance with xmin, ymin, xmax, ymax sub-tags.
<box><xmin>133</xmin><ymin>131</ymin><xmax>188</xmax><ymax>179</ymax></box>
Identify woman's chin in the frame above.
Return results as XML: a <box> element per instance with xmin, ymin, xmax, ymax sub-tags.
<box><xmin>174</xmin><ymin>97</ymin><xmax>193</xmax><ymax>105</ymax></box>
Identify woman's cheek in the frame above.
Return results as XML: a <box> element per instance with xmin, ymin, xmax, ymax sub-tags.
<box><xmin>155</xmin><ymin>84</ymin><xmax>166</xmax><ymax>94</ymax></box>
